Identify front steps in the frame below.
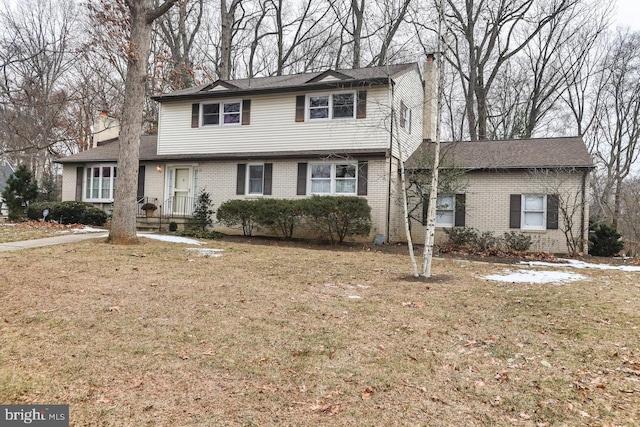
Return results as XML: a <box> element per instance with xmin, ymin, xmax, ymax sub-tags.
<box><xmin>136</xmin><ymin>216</ymin><xmax>191</xmax><ymax>232</ymax></box>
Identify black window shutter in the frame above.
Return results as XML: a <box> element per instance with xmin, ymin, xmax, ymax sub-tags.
<box><xmin>454</xmin><ymin>193</ymin><xmax>466</xmax><ymax>227</ymax></box>
<box><xmin>137</xmin><ymin>166</ymin><xmax>146</xmax><ymax>201</ymax></box>
<box><xmin>191</xmin><ymin>103</ymin><xmax>200</xmax><ymax>128</ymax></box>
<box><xmin>510</xmin><ymin>194</ymin><xmax>521</xmax><ymax>228</ymax></box>
<box><xmin>547</xmin><ymin>194</ymin><xmax>559</xmax><ymax>230</ymax></box>
<box><xmin>75</xmin><ymin>167</ymin><xmax>83</xmax><ymax>201</ymax></box>
<box><xmin>356</xmin><ymin>90</ymin><xmax>367</xmax><ymax>119</ymax></box>
<box><xmin>263</xmin><ymin>163</ymin><xmax>273</xmax><ymax>195</ymax></box>
<box><xmin>357</xmin><ymin>161</ymin><xmax>368</xmax><ymax>195</ymax></box>
<box><xmin>295</xmin><ymin>96</ymin><xmax>305</xmax><ymax>122</ymax></box>
<box><xmin>422</xmin><ymin>195</ymin><xmax>429</xmax><ymax>226</ymax></box>
<box><xmin>236</xmin><ymin>164</ymin><xmax>246</xmax><ymax>195</ymax></box>
<box><xmin>296</xmin><ymin>163</ymin><xmax>307</xmax><ymax>195</ymax></box>
<box><xmin>242</xmin><ymin>99</ymin><xmax>251</xmax><ymax>125</ymax></box>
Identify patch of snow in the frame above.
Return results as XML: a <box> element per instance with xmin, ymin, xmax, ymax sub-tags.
<box><xmin>483</xmin><ymin>269</ymin><xmax>586</xmax><ymax>284</ymax></box>
<box><xmin>347</xmin><ymin>295</ymin><xmax>362</xmax><ymax>299</ymax></box>
<box><xmin>186</xmin><ymin>248</ymin><xmax>223</xmax><ymax>258</ymax></box>
<box><xmin>137</xmin><ymin>233</ymin><xmax>204</xmax><ymax>245</ymax></box>
<box><xmin>74</xmin><ymin>226</ymin><xmax>105</xmax><ymax>233</ymax></box>
<box><xmin>522</xmin><ymin>259</ymin><xmax>640</xmax><ymax>272</ymax></box>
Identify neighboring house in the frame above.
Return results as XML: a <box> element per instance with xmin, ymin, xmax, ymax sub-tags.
<box><xmin>56</xmin><ymin>60</ymin><xmax>593</xmax><ymax>253</ymax></box>
<box><xmin>0</xmin><ymin>160</ymin><xmax>16</xmax><ymax>217</ymax></box>
<box><xmin>400</xmin><ymin>137</ymin><xmax>594</xmax><ymax>253</ymax></box>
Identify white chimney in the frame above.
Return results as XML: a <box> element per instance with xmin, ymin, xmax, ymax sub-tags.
<box><xmin>92</xmin><ymin>111</ymin><xmax>120</xmax><ymax>147</ymax></box>
<box><xmin>423</xmin><ymin>54</ymin><xmax>437</xmax><ymax>142</ymax></box>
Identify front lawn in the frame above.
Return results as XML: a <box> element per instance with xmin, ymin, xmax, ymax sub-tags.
<box><xmin>0</xmin><ymin>238</ymin><xmax>638</xmax><ymax>426</ymax></box>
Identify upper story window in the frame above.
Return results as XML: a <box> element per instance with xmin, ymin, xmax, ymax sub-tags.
<box><xmin>85</xmin><ymin>165</ymin><xmax>116</xmax><ymax>202</ymax></box>
<box><xmin>310</xmin><ymin>163</ymin><xmax>357</xmax><ymax>194</ymax></box>
<box><xmin>400</xmin><ymin>101</ymin><xmax>411</xmax><ymax>132</ymax></box>
<box><xmin>307</xmin><ymin>92</ymin><xmax>355</xmax><ymax>120</ymax></box>
<box><xmin>201</xmin><ymin>101</ymin><xmax>241</xmax><ymax>126</ymax></box>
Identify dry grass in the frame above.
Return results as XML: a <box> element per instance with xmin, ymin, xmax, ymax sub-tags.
<box><xmin>0</xmin><ymin>221</ymin><xmax>92</xmax><ymax>243</ymax></box>
<box><xmin>1</xmin><ymin>237</ymin><xmax>639</xmax><ymax>426</ymax></box>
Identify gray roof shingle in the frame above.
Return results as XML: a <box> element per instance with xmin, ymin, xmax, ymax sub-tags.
<box><xmin>153</xmin><ymin>63</ymin><xmax>419</xmax><ymax>101</ymax></box>
<box><xmin>405</xmin><ymin>136</ymin><xmax>595</xmax><ymax>170</ymax></box>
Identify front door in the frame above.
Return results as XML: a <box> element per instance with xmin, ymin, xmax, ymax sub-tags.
<box><xmin>172</xmin><ymin>167</ymin><xmax>191</xmax><ymax>214</ymax></box>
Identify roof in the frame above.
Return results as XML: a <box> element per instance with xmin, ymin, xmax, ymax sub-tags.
<box><xmin>54</xmin><ymin>135</ymin><xmax>388</xmax><ymax>164</ymax></box>
<box><xmin>405</xmin><ymin>136</ymin><xmax>595</xmax><ymax>170</ymax></box>
<box><xmin>153</xmin><ymin>63</ymin><xmax>419</xmax><ymax>102</ymax></box>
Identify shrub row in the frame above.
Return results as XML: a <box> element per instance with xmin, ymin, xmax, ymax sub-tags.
<box><xmin>444</xmin><ymin>227</ymin><xmax>533</xmax><ymax>252</ymax></box>
<box><xmin>26</xmin><ymin>201</ymin><xmax>108</xmax><ymax>226</ymax></box>
<box><xmin>216</xmin><ymin>196</ymin><xmax>371</xmax><ymax>243</ymax></box>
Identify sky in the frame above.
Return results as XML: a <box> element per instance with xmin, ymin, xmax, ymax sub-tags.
<box><xmin>616</xmin><ymin>0</ymin><xmax>640</xmax><ymax>29</ymax></box>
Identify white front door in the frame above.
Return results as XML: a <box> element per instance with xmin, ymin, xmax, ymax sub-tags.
<box><xmin>172</xmin><ymin>167</ymin><xmax>191</xmax><ymax>214</ymax></box>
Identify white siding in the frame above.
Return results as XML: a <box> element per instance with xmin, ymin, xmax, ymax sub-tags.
<box><xmin>392</xmin><ymin>69</ymin><xmax>424</xmax><ymax>160</ymax></box>
<box><xmin>157</xmin><ymin>88</ymin><xmax>393</xmax><ymax>155</ymax></box>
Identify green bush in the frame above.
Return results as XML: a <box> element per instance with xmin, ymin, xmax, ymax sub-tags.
<box><xmin>444</xmin><ymin>227</ymin><xmax>479</xmax><ymax>247</ymax></box>
<box><xmin>216</xmin><ymin>199</ymin><xmax>258</xmax><ymax>236</ymax></box>
<box><xmin>299</xmin><ymin>196</ymin><xmax>371</xmax><ymax>243</ymax></box>
<box><xmin>503</xmin><ymin>231</ymin><xmax>533</xmax><ymax>251</ymax></box>
<box><xmin>589</xmin><ymin>223</ymin><xmax>624</xmax><ymax>257</ymax></box>
<box><xmin>27</xmin><ymin>201</ymin><xmax>107</xmax><ymax>226</ymax></box>
<box><xmin>253</xmin><ymin>198</ymin><xmax>302</xmax><ymax>238</ymax></box>
<box><xmin>476</xmin><ymin>231</ymin><xmax>499</xmax><ymax>250</ymax></box>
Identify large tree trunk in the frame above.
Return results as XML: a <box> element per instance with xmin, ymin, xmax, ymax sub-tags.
<box><xmin>109</xmin><ymin>0</ymin><xmax>177</xmax><ymax>244</ymax></box>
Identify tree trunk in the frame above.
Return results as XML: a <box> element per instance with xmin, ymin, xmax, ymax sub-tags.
<box><xmin>109</xmin><ymin>0</ymin><xmax>177</xmax><ymax>244</ymax></box>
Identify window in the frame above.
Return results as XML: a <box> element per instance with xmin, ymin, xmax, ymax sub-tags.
<box><xmin>435</xmin><ymin>195</ymin><xmax>454</xmax><ymax>227</ymax></box>
<box><xmin>307</xmin><ymin>92</ymin><xmax>355</xmax><ymax>120</ymax></box>
<box><xmin>310</xmin><ymin>163</ymin><xmax>357</xmax><ymax>194</ymax></box>
<box><xmin>85</xmin><ymin>165</ymin><xmax>116</xmax><ymax>201</ymax></box>
<box><xmin>522</xmin><ymin>195</ymin><xmax>546</xmax><ymax>230</ymax></box>
<box><xmin>247</xmin><ymin>164</ymin><xmax>264</xmax><ymax>195</ymax></box>
<box><xmin>400</xmin><ymin>101</ymin><xmax>411</xmax><ymax>132</ymax></box>
<box><xmin>201</xmin><ymin>101</ymin><xmax>241</xmax><ymax>126</ymax></box>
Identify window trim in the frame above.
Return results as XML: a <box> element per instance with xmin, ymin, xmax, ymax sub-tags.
<box><xmin>200</xmin><ymin>100</ymin><xmax>242</xmax><ymax>127</ymax></box>
<box><xmin>308</xmin><ymin>162</ymin><xmax>358</xmax><ymax>195</ymax></box>
<box><xmin>246</xmin><ymin>163</ymin><xmax>265</xmax><ymax>195</ymax></box>
<box><xmin>521</xmin><ymin>194</ymin><xmax>547</xmax><ymax>230</ymax></box>
<box><xmin>84</xmin><ymin>164</ymin><xmax>116</xmax><ymax>203</ymax></box>
<box><xmin>306</xmin><ymin>91</ymin><xmax>356</xmax><ymax>121</ymax></box>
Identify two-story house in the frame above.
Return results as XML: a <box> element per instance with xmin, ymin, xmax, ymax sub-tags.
<box><xmin>58</xmin><ymin>62</ymin><xmax>426</xmax><ymax>241</ymax></box>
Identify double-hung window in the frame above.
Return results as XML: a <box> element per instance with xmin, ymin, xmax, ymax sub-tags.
<box><xmin>435</xmin><ymin>195</ymin><xmax>455</xmax><ymax>227</ymax></box>
<box><xmin>308</xmin><ymin>92</ymin><xmax>355</xmax><ymax>120</ymax></box>
<box><xmin>310</xmin><ymin>163</ymin><xmax>357</xmax><ymax>195</ymax></box>
<box><xmin>522</xmin><ymin>195</ymin><xmax>546</xmax><ymax>230</ymax></box>
<box><xmin>247</xmin><ymin>164</ymin><xmax>264</xmax><ymax>195</ymax></box>
<box><xmin>400</xmin><ymin>101</ymin><xmax>411</xmax><ymax>132</ymax></box>
<box><xmin>85</xmin><ymin>165</ymin><xmax>116</xmax><ymax>202</ymax></box>
<box><xmin>201</xmin><ymin>101</ymin><xmax>241</xmax><ymax>126</ymax></box>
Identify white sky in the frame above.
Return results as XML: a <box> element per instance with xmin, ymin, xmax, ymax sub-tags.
<box><xmin>616</xmin><ymin>0</ymin><xmax>640</xmax><ymax>29</ymax></box>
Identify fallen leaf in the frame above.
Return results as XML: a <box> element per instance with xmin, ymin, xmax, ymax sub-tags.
<box><xmin>540</xmin><ymin>360</ymin><xmax>552</xmax><ymax>368</ymax></box>
<box><xmin>108</xmin><ymin>306</ymin><xmax>120</xmax><ymax>312</ymax></box>
<box><xmin>519</xmin><ymin>412</ymin><xmax>531</xmax><ymax>420</ymax></box>
<box><xmin>361</xmin><ymin>386</ymin><xmax>374</xmax><ymax>399</ymax></box>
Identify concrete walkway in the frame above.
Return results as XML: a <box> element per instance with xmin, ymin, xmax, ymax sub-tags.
<box><xmin>0</xmin><ymin>232</ymin><xmax>108</xmax><ymax>252</ymax></box>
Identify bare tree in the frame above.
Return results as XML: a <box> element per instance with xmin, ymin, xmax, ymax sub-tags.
<box><xmin>440</xmin><ymin>0</ymin><xmax>578</xmax><ymax>141</ymax></box>
<box><xmin>155</xmin><ymin>0</ymin><xmax>205</xmax><ymax>89</ymax></box>
<box><xmin>0</xmin><ymin>0</ymin><xmax>79</xmax><ymax>180</ymax></box>
<box><xmin>107</xmin><ymin>0</ymin><xmax>178</xmax><ymax>244</ymax></box>
<box><xmin>589</xmin><ymin>29</ymin><xmax>640</xmax><ymax>229</ymax></box>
